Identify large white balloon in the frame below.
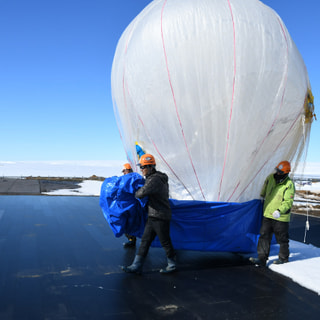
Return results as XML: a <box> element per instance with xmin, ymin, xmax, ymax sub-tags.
<box><xmin>111</xmin><ymin>0</ymin><xmax>314</xmax><ymax>202</ymax></box>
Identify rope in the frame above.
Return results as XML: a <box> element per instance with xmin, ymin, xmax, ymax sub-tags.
<box><xmin>303</xmin><ymin>210</ymin><xmax>310</xmax><ymax>243</ymax></box>
<box><xmin>301</xmin><ymin>115</ymin><xmax>310</xmax><ymax>243</ymax></box>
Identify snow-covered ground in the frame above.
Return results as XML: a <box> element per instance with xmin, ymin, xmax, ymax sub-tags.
<box><xmin>0</xmin><ymin>161</ymin><xmax>121</xmax><ymax>197</ymax></box>
<box><xmin>268</xmin><ymin>241</ymin><xmax>320</xmax><ymax>295</ymax></box>
<box><xmin>1</xmin><ymin>160</ymin><xmax>320</xmax><ymax>295</ymax></box>
<box><xmin>42</xmin><ymin>180</ymin><xmax>104</xmax><ymax>197</ymax></box>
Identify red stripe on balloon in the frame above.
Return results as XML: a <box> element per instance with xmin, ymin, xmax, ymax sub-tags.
<box><xmin>160</xmin><ymin>0</ymin><xmax>206</xmax><ymax>200</ymax></box>
<box><xmin>235</xmin><ymin>107</ymin><xmax>304</xmax><ymax>202</ymax></box>
<box><xmin>118</xmin><ymin>5</ymin><xmax>194</xmax><ymax>198</ymax></box>
<box><xmin>218</xmin><ymin>0</ymin><xmax>237</xmax><ymax>201</ymax></box>
<box><xmin>228</xmin><ymin>14</ymin><xmax>290</xmax><ymax>201</ymax></box>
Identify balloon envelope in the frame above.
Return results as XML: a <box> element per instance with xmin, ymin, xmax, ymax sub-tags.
<box><xmin>111</xmin><ymin>0</ymin><xmax>313</xmax><ymax>202</ymax></box>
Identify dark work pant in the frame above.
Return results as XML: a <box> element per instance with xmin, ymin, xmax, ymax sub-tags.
<box><xmin>257</xmin><ymin>217</ymin><xmax>289</xmax><ymax>262</ymax></box>
<box><xmin>138</xmin><ymin>217</ymin><xmax>175</xmax><ymax>258</ymax></box>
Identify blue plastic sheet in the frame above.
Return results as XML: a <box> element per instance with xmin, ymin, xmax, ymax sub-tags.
<box><xmin>100</xmin><ymin>174</ymin><xmax>263</xmax><ymax>253</ymax></box>
<box><xmin>99</xmin><ymin>173</ymin><xmax>148</xmax><ymax>238</ymax></box>
<box><xmin>154</xmin><ymin>199</ymin><xmax>262</xmax><ymax>253</ymax></box>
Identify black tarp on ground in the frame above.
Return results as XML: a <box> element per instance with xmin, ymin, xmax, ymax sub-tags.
<box><xmin>0</xmin><ymin>195</ymin><xmax>319</xmax><ymax>320</ymax></box>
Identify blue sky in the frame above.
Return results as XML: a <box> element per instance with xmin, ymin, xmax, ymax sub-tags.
<box><xmin>0</xmin><ymin>0</ymin><xmax>319</xmax><ymax>162</ymax></box>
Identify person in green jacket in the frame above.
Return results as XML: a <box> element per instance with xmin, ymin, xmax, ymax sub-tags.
<box><xmin>250</xmin><ymin>160</ymin><xmax>295</xmax><ymax>267</ymax></box>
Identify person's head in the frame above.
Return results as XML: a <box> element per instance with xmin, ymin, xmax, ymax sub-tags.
<box><xmin>138</xmin><ymin>154</ymin><xmax>156</xmax><ymax>177</ymax></box>
<box><xmin>275</xmin><ymin>160</ymin><xmax>291</xmax><ymax>176</ymax></box>
<box><xmin>122</xmin><ymin>163</ymin><xmax>133</xmax><ymax>175</ymax></box>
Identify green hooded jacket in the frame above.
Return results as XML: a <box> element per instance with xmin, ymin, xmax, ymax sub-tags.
<box><xmin>260</xmin><ymin>173</ymin><xmax>295</xmax><ymax>222</ymax></box>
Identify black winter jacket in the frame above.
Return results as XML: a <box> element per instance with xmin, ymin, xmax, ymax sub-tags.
<box><xmin>135</xmin><ymin>170</ymin><xmax>172</xmax><ymax>221</ymax></box>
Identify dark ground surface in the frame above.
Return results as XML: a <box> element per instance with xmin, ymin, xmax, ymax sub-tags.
<box><xmin>0</xmin><ymin>178</ymin><xmax>81</xmax><ymax>195</ymax></box>
<box><xmin>289</xmin><ymin>212</ymin><xmax>320</xmax><ymax>247</ymax></box>
<box><xmin>0</xmin><ymin>195</ymin><xmax>320</xmax><ymax>320</ymax></box>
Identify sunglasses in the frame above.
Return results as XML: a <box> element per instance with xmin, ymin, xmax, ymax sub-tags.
<box><xmin>140</xmin><ymin>166</ymin><xmax>148</xmax><ymax>170</ymax></box>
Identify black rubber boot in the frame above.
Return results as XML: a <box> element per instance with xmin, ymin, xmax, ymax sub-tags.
<box><xmin>123</xmin><ymin>237</ymin><xmax>136</xmax><ymax>248</ymax></box>
<box><xmin>121</xmin><ymin>255</ymin><xmax>144</xmax><ymax>274</ymax></box>
<box><xmin>273</xmin><ymin>258</ymin><xmax>288</xmax><ymax>265</ymax></box>
<box><xmin>160</xmin><ymin>256</ymin><xmax>177</xmax><ymax>274</ymax></box>
<box><xmin>249</xmin><ymin>257</ymin><xmax>266</xmax><ymax>267</ymax></box>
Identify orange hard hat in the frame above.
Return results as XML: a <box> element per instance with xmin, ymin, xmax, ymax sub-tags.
<box><xmin>276</xmin><ymin>161</ymin><xmax>291</xmax><ymax>174</ymax></box>
<box><xmin>139</xmin><ymin>154</ymin><xmax>156</xmax><ymax>166</ymax></box>
<box><xmin>123</xmin><ymin>163</ymin><xmax>132</xmax><ymax>170</ymax></box>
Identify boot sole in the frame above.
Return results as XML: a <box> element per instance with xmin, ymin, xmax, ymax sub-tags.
<box><xmin>160</xmin><ymin>268</ymin><xmax>177</xmax><ymax>274</ymax></box>
<box><xmin>121</xmin><ymin>266</ymin><xmax>142</xmax><ymax>275</ymax></box>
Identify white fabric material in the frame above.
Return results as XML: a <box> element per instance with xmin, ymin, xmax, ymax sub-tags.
<box><xmin>111</xmin><ymin>0</ymin><xmax>312</xmax><ymax>202</ymax></box>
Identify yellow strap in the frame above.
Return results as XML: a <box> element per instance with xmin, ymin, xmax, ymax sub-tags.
<box><xmin>304</xmin><ymin>88</ymin><xmax>316</xmax><ymax>123</ymax></box>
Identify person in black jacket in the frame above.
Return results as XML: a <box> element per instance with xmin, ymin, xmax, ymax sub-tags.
<box><xmin>121</xmin><ymin>154</ymin><xmax>176</xmax><ymax>274</ymax></box>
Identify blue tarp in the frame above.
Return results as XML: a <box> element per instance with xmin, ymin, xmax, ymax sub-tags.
<box><xmin>99</xmin><ymin>173</ymin><xmax>148</xmax><ymax>238</ymax></box>
<box><xmin>100</xmin><ymin>174</ymin><xmax>263</xmax><ymax>253</ymax></box>
<box><xmin>153</xmin><ymin>199</ymin><xmax>262</xmax><ymax>253</ymax></box>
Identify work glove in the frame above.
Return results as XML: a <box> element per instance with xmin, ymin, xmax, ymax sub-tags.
<box><xmin>272</xmin><ymin>210</ymin><xmax>280</xmax><ymax>219</ymax></box>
